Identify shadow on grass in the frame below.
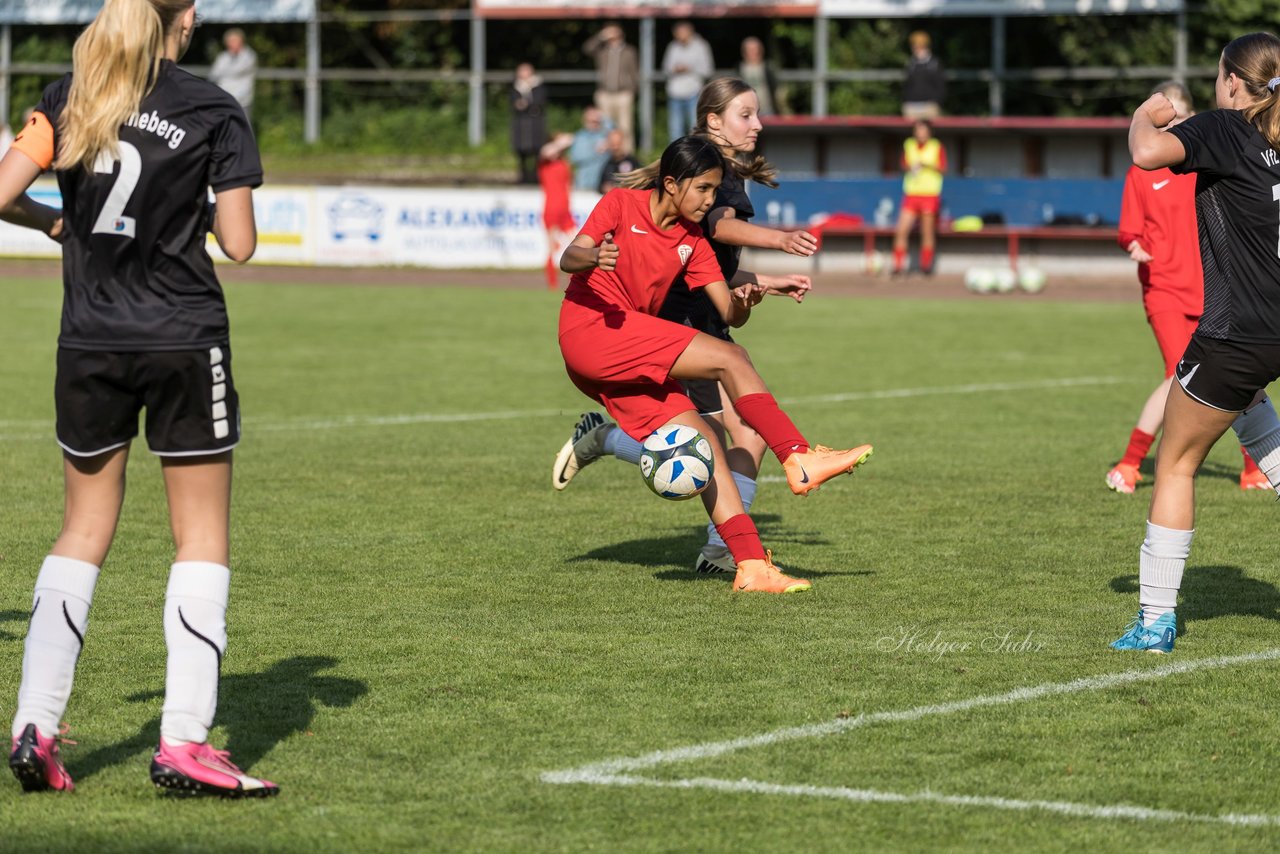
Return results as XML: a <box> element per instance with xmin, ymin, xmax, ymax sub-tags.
<box><xmin>1110</xmin><ymin>565</ymin><xmax>1280</xmax><ymax>627</ymax></box>
<box><xmin>0</xmin><ymin>609</ymin><xmax>29</xmax><ymax>642</ymax></box>
<box><xmin>69</xmin><ymin>655</ymin><xmax>367</xmax><ymax>782</ymax></box>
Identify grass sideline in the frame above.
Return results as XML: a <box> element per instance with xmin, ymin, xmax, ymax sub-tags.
<box><xmin>1</xmin><ymin>275</ymin><xmax>1279</xmax><ymax>851</ymax></box>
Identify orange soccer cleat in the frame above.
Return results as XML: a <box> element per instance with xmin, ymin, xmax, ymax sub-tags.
<box><xmin>1240</xmin><ymin>467</ymin><xmax>1272</xmax><ymax>491</ymax></box>
<box><xmin>732</xmin><ymin>551</ymin><xmax>812</xmax><ymax>594</ymax></box>
<box><xmin>1105</xmin><ymin>463</ymin><xmax>1142</xmax><ymax>495</ymax></box>
<box><xmin>782</xmin><ymin>444</ymin><xmax>873</xmax><ymax>496</ymax></box>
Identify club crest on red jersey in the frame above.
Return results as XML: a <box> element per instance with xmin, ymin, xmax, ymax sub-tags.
<box><xmin>677</xmin><ymin>244</ymin><xmax>693</xmax><ymax>265</ymax></box>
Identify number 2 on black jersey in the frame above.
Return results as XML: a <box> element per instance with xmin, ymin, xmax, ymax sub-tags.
<box><xmin>92</xmin><ymin>140</ymin><xmax>141</xmax><ymax>239</ymax></box>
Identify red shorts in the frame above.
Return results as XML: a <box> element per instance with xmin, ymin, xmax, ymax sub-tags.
<box><xmin>1147</xmin><ymin>310</ymin><xmax>1200</xmax><ymax>376</ymax></box>
<box><xmin>559</xmin><ymin>290</ymin><xmax>698</xmax><ymax>440</ymax></box>
<box><xmin>544</xmin><ymin>206</ymin><xmax>575</xmax><ymax>232</ymax></box>
<box><xmin>901</xmin><ymin>194</ymin><xmax>941</xmax><ymax>216</ymax></box>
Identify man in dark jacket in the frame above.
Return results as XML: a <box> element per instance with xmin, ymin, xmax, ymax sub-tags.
<box><xmin>902</xmin><ymin>31</ymin><xmax>945</xmax><ymax>120</ymax></box>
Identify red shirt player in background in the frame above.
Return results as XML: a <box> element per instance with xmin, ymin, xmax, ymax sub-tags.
<box><xmin>1106</xmin><ymin>81</ymin><xmax>1265</xmax><ymax>494</ymax></box>
<box><xmin>538</xmin><ymin>132</ymin><xmax>576</xmax><ymax>290</ymax></box>
<box><xmin>558</xmin><ymin>136</ymin><xmax>872</xmax><ymax>594</ymax></box>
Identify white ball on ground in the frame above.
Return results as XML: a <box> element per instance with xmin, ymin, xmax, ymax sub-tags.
<box><xmin>1018</xmin><ymin>266</ymin><xmax>1047</xmax><ymax>293</ymax></box>
<box><xmin>965</xmin><ymin>267</ymin><xmax>996</xmax><ymax>294</ymax></box>
<box><xmin>993</xmin><ymin>268</ymin><xmax>1017</xmax><ymax>293</ymax></box>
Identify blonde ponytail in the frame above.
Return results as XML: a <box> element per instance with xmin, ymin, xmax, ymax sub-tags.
<box><xmin>56</xmin><ymin>0</ymin><xmax>191</xmax><ymax>172</ymax></box>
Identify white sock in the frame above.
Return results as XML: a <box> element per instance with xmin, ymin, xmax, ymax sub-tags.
<box><xmin>160</xmin><ymin>562</ymin><xmax>230</xmax><ymax>744</ymax></box>
<box><xmin>13</xmin><ymin>556</ymin><xmax>100</xmax><ymax>740</ymax></box>
<box><xmin>706</xmin><ymin>471</ymin><xmax>758</xmax><ymax>550</ymax></box>
<box><xmin>1139</xmin><ymin>521</ymin><xmax>1193</xmax><ymax>625</ymax></box>
<box><xmin>1232</xmin><ymin>396</ymin><xmax>1280</xmax><ymax>494</ymax></box>
<box><xmin>604</xmin><ymin>427</ymin><xmax>644</xmax><ymax>465</ymax></box>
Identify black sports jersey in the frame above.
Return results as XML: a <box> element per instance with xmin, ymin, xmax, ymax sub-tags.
<box><xmin>33</xmin><ymin>62</ymin><xmax>262</xmax><ymax>351</ymax></box>
<box><xmin>1169</xmin><ymin>109</ymin><xmax>1280</xmax><ymax>343</ymax></box>
<box><xmin>658</xmin><ymin>164</ymin><xmax>753</xmax><ymax>337</ymax></box>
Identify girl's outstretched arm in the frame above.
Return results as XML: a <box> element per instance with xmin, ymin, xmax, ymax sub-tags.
<box><xmin>731</xmin><ymin>268</ymin><xmax>811</xmax><ymax>303</ymax></box>
<box><xmin>703</xmin><ymin>279</ymin><xmax>761</xmax><ymax>328</ymax></box>
<box><xmin>708</xmin><ymin>207</ymin><xmax>818</xmax><ymax>257</ymax></box>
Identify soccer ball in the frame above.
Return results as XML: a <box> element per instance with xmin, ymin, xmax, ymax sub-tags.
<box><xmin>640</xmin><ymin>424</ymin><xmax>715</xmax><ymax>501</ymax></box>
<box><xmin>1019</xmin><ymin>266</ymin><xmax>1047</xmax><ymax>293</ymax></box>
<box><xmin>993</xmin><ymin>268</ymin><xmax>1017</xmax><ymax>293</ymax></box>
<box><xmin>965</xmin><ymin>267</ymin><xmax>996</xmax><ymax>294</ymax></box>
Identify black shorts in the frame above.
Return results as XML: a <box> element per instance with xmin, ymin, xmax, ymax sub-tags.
<box><xmin>55</xmin><ymin>345</ymin><xmax>241</xmax><ymax>457</ymax></box>
<box><xmin>680</xmin><ymin>378</ymin><xmax>724</xmax><ymax>416</ymax></box>
<box><xmin>1175</xmin><ymin>334</ymin><xmax>1280</xmax><ymax>412</ymax></box>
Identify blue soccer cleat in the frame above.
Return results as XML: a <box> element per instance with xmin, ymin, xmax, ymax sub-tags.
<box><xmin>1110</xmin><ymin>609</ymin><xmax>1177</xmax><ymax>653</ymax></box>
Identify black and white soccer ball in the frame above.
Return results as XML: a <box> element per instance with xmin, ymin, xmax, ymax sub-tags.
<box><xmin>639</xmin><ymin>424</ymin><xmax>715</xmax><ymax>500</ymax></box>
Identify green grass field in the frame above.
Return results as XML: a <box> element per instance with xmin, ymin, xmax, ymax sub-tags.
<box><xmin>1</xmin><ymin>273</ymin><xmax>1279</xmax><ymax>852</ymax></box>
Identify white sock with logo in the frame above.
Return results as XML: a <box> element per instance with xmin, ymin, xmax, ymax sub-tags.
<box><xmin>1139</xmin><ymin>521</ymin><xmax>1193</xmax><ymax>625</ymax></box>
<box><xmin>1232</xmin><ymin>396</ymin><xmax>1280</xmax><ymax>494</ymax></box>
<box><xmin>604</xmin><ymin>427</ymin><xmax>644</xmax><ymax>465</ymax></box>
<box><xmin>705</xmin><ymin>472</ymin><xmax>758</xmax><ymax>550</ymax></box>
<box><xmin>13</xmin><ymin>555</ymin><xmax>100</xmax><ymax>740</ymax></box>
<box><xmin>160</xmin><ymin>562</ymin><xmax>230</xmax><ymax>745</ymax></box>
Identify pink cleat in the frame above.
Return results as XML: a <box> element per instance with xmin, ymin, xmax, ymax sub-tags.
<box><xmin>151</xmin><ymin>738</ymin><xmax>279</xmax><ymax>798</ymax></box>
<box><xmin>9</xmin><ymin>723</ymin><xmax>74</xmax><ymax>793</ymax></box>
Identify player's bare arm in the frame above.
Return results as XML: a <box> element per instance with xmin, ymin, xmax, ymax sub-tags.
<box><xmin>730</xmin><ymin>268</ymin><xmax>811</xmax><ymax>303</ymax></box>
<box><xmin>561</xmin><ymin>233</ymin><xmax>618</xmax><ymax>273</ymax></box>
<box><xmin>708</xmin><ymin>208</ymin><xmax>818</xmax><ymax>257</ymax></box>
<box><xmin>703</xmin><ymin>279</ymin><xmax>757</xmax><ymax>328</ymax></box>
<box><xmin>1129</xmin><ymin>93</ymin><xmax>1185</xmax><ymax>170</ymax></box>
<box><xmin>211</xmin><ymin>186</ymin><xmax>257</xmax><ymax>264</ymax></box>
<box><xmin>0</xmin><ymin>149</ymin><xmax>60</xmax><ymax>238</ymax></box>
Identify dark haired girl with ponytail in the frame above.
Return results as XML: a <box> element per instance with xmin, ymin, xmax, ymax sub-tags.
<box><xmin>557</xmin><ymin>135</ymin><xmax>872</xmax><ymax>595</ymax></box>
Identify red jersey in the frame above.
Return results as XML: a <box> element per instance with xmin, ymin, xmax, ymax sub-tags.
<box><xmin>1117</xmin><ymin>165</ymin><xmax>1202</xmax><ymax>318</ymax></box>
<box><xmin>565</xmin><ymin>188</ymin><xmax>724</xmax><ymax>316</ymax></box>
<box><xmin>538</xmin><ymin>157</ymin><xmax>574</xmax><ymax>231</ymax></box>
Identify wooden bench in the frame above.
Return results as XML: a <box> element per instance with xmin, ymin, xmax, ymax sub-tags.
<box><xmin>810</xmin><ymin>223</ymin><xmax>1119</xmax><ymax>271</ymax></box>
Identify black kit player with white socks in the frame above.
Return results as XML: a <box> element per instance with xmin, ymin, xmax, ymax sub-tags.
<box><xmin>1112</xmin><ymin>31</ymin><xmax>1280</xmax><ymax>653</ymax></box>
<box><xmin>0</xmin><ymin>0</ymin><xmax>276</xmax><ymax>796</ymax></box>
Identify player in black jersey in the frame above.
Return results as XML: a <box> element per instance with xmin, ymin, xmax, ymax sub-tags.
<box><xmin>0</xmin><ymin>0</ymin><xmax>275</xmax><ymax>796</ymax></box>
<box><xmin>1112</xmin><ymin>32</ymin><xmax>1280</xmax><ymax>653</ymax></box>
<box><xmin>552</xmin><ymin>77</ymin><xmax>872</xmax><ymax>575</ymax></box>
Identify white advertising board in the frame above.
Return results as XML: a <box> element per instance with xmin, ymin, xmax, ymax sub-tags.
<box><xmin>1</xmin><ymin>183</ymin><xmax>602</xmax><ymax>271</ymax></box>
<box><xmin>1</xmin><ymin>0</ymin><xmax>316</xmax><ymax>24</ymax></box>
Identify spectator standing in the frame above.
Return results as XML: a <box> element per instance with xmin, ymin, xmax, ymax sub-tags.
<box><xmin>510</xmin><ymin>63</ymin><xmax>548</xmax><ymax>185</ymax></box>
<box><xmin>568</xmin><ymin>105</ymin><xmax>612</xmax><ymax>193</ymax></box>
<box><xmin>662</xmin><ymin>21</ymin><xmax>714</xmax><ymax>141</ymax></box>
<box><xmin>209</xmin><ymin>27</ymin><xmax>257</xmax><ymax>119</ymax></box>
<box><xmin>901</xmin><ymin>30</ymin><xmax>944</xmax><ymax>120</ymax></box>
<box><xmin>598</xmin><ymin>129</ymin><xmax>639</xmax><ymax>194</ymax></box>
<box><xmin>583</xmin><ymin>24</ymin><xmax>639</xmax><ymax>154</ymax></box>
<box><xmin>737</xmin><ymin>37</ymin><xmax>778</xmax><ymax>116</ymax></box>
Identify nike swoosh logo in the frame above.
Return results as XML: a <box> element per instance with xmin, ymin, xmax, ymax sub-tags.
<box><xmin>630</xmin><ymin>225</ymin><xmax>648</xmax><ymax>234</ymax></box>
<box><xmin>1153</xmin><ymin>180</ymin><xmax>1170</xmax><ymax>190</ymax></box>
<box><xmin>797</xmin><ymin>464</ymin><xmax>810</xmax><ymax>484</ymax></box>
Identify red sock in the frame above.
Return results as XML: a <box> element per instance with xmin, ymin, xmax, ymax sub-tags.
<box><xmin>892</xmin><ymin>247</ymin><xmax>906</xmax><ymax>272</ymax></box>
<box><xmin>1120</xmin><ymin>428</ymin><xmax>1155</xmax><ymax>468</ymax></box>
<box><xmin>733</xmin><ymin>393</ymin><xmax>808</xmax><ymax>464</ymax></box>
<box><xmin>545</xmin><ymin>256</ymin><xmax>559</xmax><ymax>289</ymax></box>
<box><xmin>921</xmin><ymin>247</ymin><xmax>935</xmax><ymax>270</ymax></box>
<box><xmin>715</xmin><ymin>514</ymin><xmax>766</xmax><ymax>564</ymax></box>
<box><xmin>1242</xmin><ymin>446</ymin><xmax>1261</xmax><ymax>474</ymax></box>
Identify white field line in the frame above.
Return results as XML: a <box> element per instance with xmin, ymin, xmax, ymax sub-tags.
<box><xmin>572</xmin><ymin>775</ymin><xmax>1280</xmax><ymax>828</ymax></box>
<box><xmin>542</xmin><ymin>648</ymin><xmax>1280</xmax><ymax>825</ymax></box>
<box><xmin>0</xmin><ymin>376</ymin><xmax>1123</xmax><ymax>442</ymax></box>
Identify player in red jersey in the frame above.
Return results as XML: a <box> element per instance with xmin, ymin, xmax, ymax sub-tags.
<box><xmin>558</xmin><ymin>135</ymin><xmax>872</xmax><ymax>594</ymax></box>
<box><xmin>538</xmin><ymin>132</ymin><xmax>576</xmax><ymax>290</ymax></box>
<box><xmin>553</xmin><ymin>78</ymin><xmax>825</xmax><ymax>576</ymax></box>
<box><xmin>1112</xmin><ymin>33</ymin><xmax>1280</xmax><ymax>652</ymax></box>
<box><xmin>0</xmin><ymin>0</ymin><xmax>276</xmax><ymax>796</ymax></box>
<box><xmin>1106</xmin><ymin>81</ymin><xmax>1265</xmax><ymax>495</ymax></box>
